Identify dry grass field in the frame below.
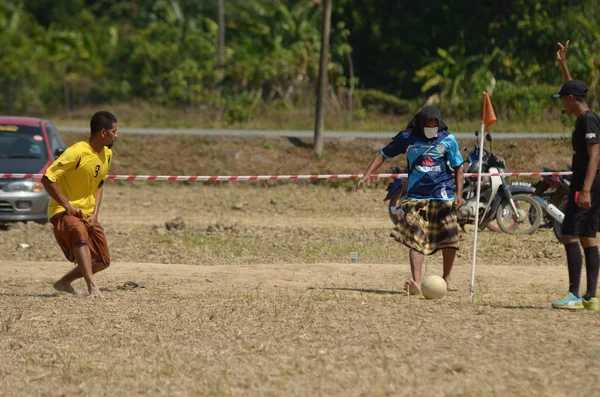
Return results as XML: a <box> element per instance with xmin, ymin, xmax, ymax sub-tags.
<box><xmin>2</xmin><ymin>184</ymin><xmax>600</xmax><ymax>397</ymax></box>
<box><xmin>57</xmin><ymin>132</ymin><xmax>574</xmax><ymax>178</ymax></box>
<box><xmin>50</xmin><ymin>102</ymin><xmax>570</xmax><ymax>133</ymax></box>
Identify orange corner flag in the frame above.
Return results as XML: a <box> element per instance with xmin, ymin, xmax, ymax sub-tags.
<box><xmin>482</xmin><ymin>91</ymin><xmax>497</xmax><ymax>129</ymax></box>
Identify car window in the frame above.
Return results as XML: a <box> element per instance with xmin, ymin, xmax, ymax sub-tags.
<box><xmin>0</xmin><ymin>124</ymin><xmax>48</xmax><ymax>160</ymax></box>
<box><xmin>45</xmin><ymin>123</ymin><xmax>65</xmax><ymax>155</ymax></box>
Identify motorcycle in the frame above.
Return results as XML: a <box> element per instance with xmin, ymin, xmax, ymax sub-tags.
<box><xmin>384</xmin><ymin>131</ymin><xmax>544</xmax><ymax>235</ymax></box>
<box><xmin>532</xmin><ymin>164</ymin><xmax>571</xmax><ymax>242</ymax></box>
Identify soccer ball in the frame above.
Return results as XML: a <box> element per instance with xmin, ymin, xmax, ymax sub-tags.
<box><xmin>421</xmin><ymin>275</ymin><xmax>447</xmax><ymax>299</ymax></box>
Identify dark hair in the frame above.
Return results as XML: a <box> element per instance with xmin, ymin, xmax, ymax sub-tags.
<box><xmin>575</xmin><ymin>96</ymin><xmax>587</xmax><ymax>103</ymax></box>
<box><xmin>90</xmin><ymin>111</ymin><xmax>117</xmax><ymax>134</ymax></box>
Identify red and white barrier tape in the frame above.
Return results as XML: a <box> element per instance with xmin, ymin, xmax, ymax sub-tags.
<box><xmin>0</xmin><ymin>171</ymin><xmax>573</xmax><ymax>181</ymax></box>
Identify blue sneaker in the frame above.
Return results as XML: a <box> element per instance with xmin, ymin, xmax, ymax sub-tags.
<box><xmin>552</xmin><ymin>292</ymin><xmax>584</xmax><ymax>310</ymax></box>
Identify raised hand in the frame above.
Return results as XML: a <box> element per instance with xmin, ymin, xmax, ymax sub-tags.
<box><xmin>556</xmin><ymin>40</ymin><xmax>569</xmax><ymax>64</ymax></box>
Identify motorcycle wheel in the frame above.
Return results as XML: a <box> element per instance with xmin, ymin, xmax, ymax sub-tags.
<box><xmin>529</xmin><ymin>194</ymin><xmax>553</xmax><ymax>228</ymax></box>
<box><xmin>552</xmin><ymin>197</ymin><xmax>568</xmax><ymax>243</ymax></box>
<box><xmin>387</xmin><ymin>188</ymin><xmax>406</xmax><ymax>225</ymax></box>
<box><xmin>495</xmin><ymin>194</ymin><xmax>543</xmax><ymax>235</ymax></box>
<box><xmin>486</xmin><ymin>221</ymin><xmax>503</xmax><ymax>233</ymax></box>
<box><xmin>459</xmin><ymin>219</ymin><xmax>494</xmax><ymax>232</ymax></box>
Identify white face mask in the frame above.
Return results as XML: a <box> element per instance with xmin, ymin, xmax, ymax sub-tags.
<box><xmin>424</xmin><ymin>126</ymin><xmax>438</xmax><ymax>139</ymax></box>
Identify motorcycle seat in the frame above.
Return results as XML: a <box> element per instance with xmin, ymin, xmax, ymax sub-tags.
<box><xmin>542</xmin><ymin>166</ymin><xmax>562</xmax><ymax>172</ymax></box>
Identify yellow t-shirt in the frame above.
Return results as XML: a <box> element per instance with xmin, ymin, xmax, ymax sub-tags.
<box><xmin>45</xmin><ymin>141</ymin><xmax>113</xmax><ymax>219</ymax></box>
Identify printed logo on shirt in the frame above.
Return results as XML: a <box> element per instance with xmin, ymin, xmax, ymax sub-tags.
<box><xmin>435</xmin><ymin>144</ymin><xmax>446</xmax><ymax>154</ymax></box>
<box><xmin>422</xmin><ymin>156</ymin><xmax>435</xmax><ymax>166</ymax></box>
<box><xmin>416</xmin><ymin>156</ymin><xmax>442</xmax><ymax>172</ymax></box>
<box><xmin>57</xmin><ymin>162</ymin><xmax>63</xmax><ymax>167</ymax></box>
<box><xmin>441</xmin><ymin>187</ymin><xmax>448</xmax><ymax>198</ymax></box>
<box><xmin>586</xmin><ymin>133</ymin><xmax>597</xmax><ymax>140</ymax></box>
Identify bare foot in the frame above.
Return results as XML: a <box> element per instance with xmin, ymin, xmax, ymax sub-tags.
<box><xmin>404</xmin><ymin>279</ymin><xmax>422</xmax><ymax>296</ymax></box>
<box><xmin>53</xmin><ymin>280</ymin><xmax>77</xmax><ymax>295</ymax></box>
<box><xmin>86</xmin><ymin>286</ymin><xmax>103</xmax><ymax>298</ymax></box>
<box><xmin>443</xmin><ymin>276</ymin><xmax>458</xmax><ymax>292</ymax></box>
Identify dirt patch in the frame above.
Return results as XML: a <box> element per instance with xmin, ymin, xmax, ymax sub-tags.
<box><xmin>0</xmin><ymin>179</ymin><xmax>587</xmax><ymax>396</ymax></box>
<box><xmin>1</xmin><ymin>260</ymin><xmax>598</xmax><ymax>397</ymax></box>
<box><xmin>60</xmin><ymin>132</ymin><xmax>573</xmax><ymax>180</ymax></box>
<box><xmin>0</xmin><ymin>185</ymin><xmax>565</xmax><ymax>266</ymax></box>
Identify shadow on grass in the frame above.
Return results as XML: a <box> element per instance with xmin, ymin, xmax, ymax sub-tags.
<box><xmin>0</xmin><ymin>292</ymin><xmax>59</xmax><ymax>298</ymax></box>
<box><xmin>0</xmin><ymin>287</ymin><xmax>122</xmax><ymax>297</ymax></box>
<box><xmin>285</xmin><ymin>137</ymin><xmax>312</xmax><ymax>149</ymax></box>
<box><xmin>486</xmin><ymin>304</ymin><xmax>547</xmax><ymax>310</ymax></box>
<box><xmin>308</xmin><ymin>286</ymin><xmax>404</xmax><ymax>295</ymax></box>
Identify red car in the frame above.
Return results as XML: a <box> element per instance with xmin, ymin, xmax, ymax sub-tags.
<box><xmin>0</xmin><ymin>116</ymin><xmax>66</xmax><ymax>224</ymax></box>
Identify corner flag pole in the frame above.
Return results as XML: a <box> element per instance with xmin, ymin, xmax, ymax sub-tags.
<box><xmin>469</xmin><ymin>92</ymin><xmax>497</xmax><ymax>300</ymax></box>
<box><xmin>469</xmin><ymin>121</ymin><xmax>486</xmax><ymax>300</ymax></box>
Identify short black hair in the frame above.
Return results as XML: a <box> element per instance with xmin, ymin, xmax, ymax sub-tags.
<box><xmin>90</xmin><ymin>111</ymin><xmax>117</xmax><ymax>134</ymax></box>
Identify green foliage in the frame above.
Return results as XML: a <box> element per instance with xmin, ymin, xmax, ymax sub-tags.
<box><xmin>491</xmin><ymin>83</ymin><xmax>557</xmax><ymax>120</ymax></box>
<box><xmin>415</xmin><ymin>39</ymin><xmax>502</xmax><ymax>104</ymax></box>
<box><xmin>352</xmin><ymin>108</ymin><xmax>367</xmax><ymax>120</ymax></box>
<box><xmin>1</xmin><ymin>0</ymin><xmax>599</xmax><ymax>122</ymax></box>
<box><xmin>335</xmin><ymin>0</ymin><xmax>599</xmax><ymax>103</ymax></box>
<box><xmin>261</xmin><ymin>139</ymin><xmax>278</xmax><ymax>150</ymax></box>
<box><xmin>354</xmin><ymin>89</ymin><xmax>410</xmax><ymax>115</ymax></box>
<box><xmin>201</xmin><ymin>137</ymin><xmax>217</xmax><ymax>146</ymax></box>
<box><xmin>435</xmin><ymin>83</ymin><xmax>559</xmax><ymax>122</ymax></box>
<box><xmin>224</xmin><ymin>92</ymin><xmax>259</xmax><ymax>124</ymax></box>
<box><xmin>0</xmin><ymin>2</ymin><xmax>50</xmax><ymax>113</ymax></box>
<box><xmin>0</xmin><ymin>0</ymin><xmax>349</xmax><ymax>114</ymax></box>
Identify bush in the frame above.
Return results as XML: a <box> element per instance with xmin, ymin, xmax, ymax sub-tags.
<box><xmin>354</xmin><ymin>89</ymin><xmax>411</xmax><ymax>115</ymax></box>
<box><xmin>491</xmin><ymin>83</ymin><xmax>558</xmax><ymax>120</ymax></box>
<box><xmin>352</xmin><ymin>107</ymin><xmax>367</xmax><ymax>120</ymax></box>
<box><xmin>434</xmin><ymin>83</ymin><xmax>559</xmax><ymax>121</ymax></box>
<box><xmin>224</xmin><ymin>92</ymin><xmax>259</xmax><ymax>124</ymax></box>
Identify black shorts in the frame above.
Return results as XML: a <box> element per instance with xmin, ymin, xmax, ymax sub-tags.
<box><xmin>561</xmin><ymin>189</ymin><xmax>600</xmax><ymax>237</ymax></box>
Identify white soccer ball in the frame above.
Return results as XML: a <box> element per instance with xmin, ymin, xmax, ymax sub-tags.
<box><xmin>421</xmin><ymin>275</ymin><xmax>447</xmax><ymax>299</ymax></box>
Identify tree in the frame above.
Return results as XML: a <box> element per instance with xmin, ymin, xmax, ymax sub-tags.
<box><xmin>217</xmin><ymin>0</ymin><xmax>225</xmax><ymax>68</ymax></box>
<box><xmin>314</xmin><ymin>0</ymin><xmax>331</xmax><ymax>154</ymax></box>
<box><xmin>414</xmin><ymin>35</ymin><xmax>502</xmax><ymax>104</ymax></box>
<box><xmin>0</xmin><ymin>2</ymin><xmax>53</xmax><ymax>113</ymax></box>
<box><xmin>3</xmin><ymin>0</ymin><xmax>600</xmax><ymax>118</ymax></box>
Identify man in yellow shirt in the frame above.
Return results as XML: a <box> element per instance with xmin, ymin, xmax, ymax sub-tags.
<box><xmin>42</xmin><ymin>111</ymin><xmax>117</xmax><ymax>298</ymax></box>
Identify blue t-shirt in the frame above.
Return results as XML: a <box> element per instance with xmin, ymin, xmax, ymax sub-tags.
<box><xmin>380</xmin><ymin>130</ymin><xmax>464</xmax><ymax>200</ymax></box>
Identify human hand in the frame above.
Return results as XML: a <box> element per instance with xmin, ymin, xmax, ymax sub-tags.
<box><xmin>85</xmin><ymin>213</ymin><xmax>98</xmax><ymax>228</ymax></box>
<box><xmin>66</xmin><ymin>204</ymin><xmax>83</xmax><ymax>218</ymax></box>
<box><xmin>556</xmin><ymin>40</ymin><xmax>569</xmax><ymax>64</ymax></box>
<box><xmin>576</xmin><ymin>190</ymin><xmax>591</xmax><ymax>209</ymax></box>
<box><xmin>356</xmin><ymin>175</ymin><xmax>371</xmax><ymax>190</ymax></box>
<box><xmin>453</xmin><ymin>197</ymin><xmax>463</xmax><ymax>212</ymax></box>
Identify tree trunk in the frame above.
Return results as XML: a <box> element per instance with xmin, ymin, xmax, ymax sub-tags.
<box><xmin>217</xmin><ymin>0</ymin><xmax>225</xmax><ymax>68</ymax></box>
<box><xmin>346</xmin><ymin>51</ymin><xmax>355</xmax><ymax>124</ymax></box>
<box><xmin>6</xmin><ymin>83</ymin><xmax>14</xmax><ymax>114</ymax></box>
<box><xmin>64</xmin><ymin>82</ymin><xmax>71</xmax><ymax>115</ymax></box>
<box><xmin>313</xmin><ymin>0</ymin><xmax>332</xmax><ymax>155</ymax></box>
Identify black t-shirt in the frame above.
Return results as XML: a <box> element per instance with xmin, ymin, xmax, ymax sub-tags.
<box><xmin>571</xmin><ymin>110</ymin><xmax>600</xmax><ymax>190</ymax></box>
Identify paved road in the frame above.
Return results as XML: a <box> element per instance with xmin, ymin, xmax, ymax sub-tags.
<box><xmin>57</xmin><ymin>126</ymin><xmax>570</xmax><ymax>140</ymax></box>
